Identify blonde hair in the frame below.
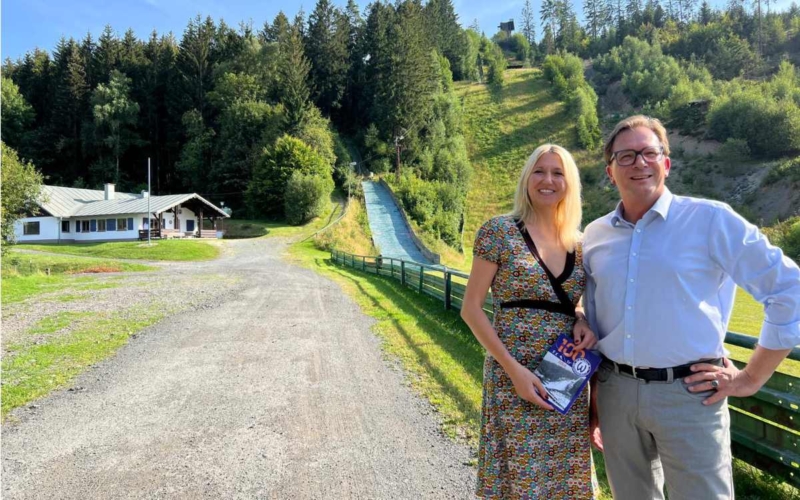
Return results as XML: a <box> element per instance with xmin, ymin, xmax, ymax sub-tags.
<box><xmin>509</xmin><ymin>144</ymin><xmax>582</xmax><ymax>252</ymax></box>
<box><xmin>604</xmin><ymin>115</ymin><xmax>671</xmax><ymax>164</ymax></box>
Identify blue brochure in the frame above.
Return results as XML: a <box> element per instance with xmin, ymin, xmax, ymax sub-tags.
<box><xmin>533</xmin><ymin>333</ymin><xmax>602</xmax><ymax>415</ymax></box>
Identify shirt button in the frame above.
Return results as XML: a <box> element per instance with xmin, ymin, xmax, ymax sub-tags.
<box><xmin>629</xmin><ymin>278</ymin><xmax>634</xmax><ymax>283</ymax></box>
<box><xmin>627</xmin><ymin>306</ymin><xmax>632</xmax><ymax>310</ymax></box>
<box><xmin>632</xmin><ymin>252</ymin><xmax>637</xmax><ymax>257</ymax></box>
<box><xmin>626</xmin><ymin>335</ymin><xmax>631</xmax><ymax>338</ymax></box>
<box><xmin>636</xmin><ymin>228</ymin><xmax>642</xmax><ymax>233</ymax></box>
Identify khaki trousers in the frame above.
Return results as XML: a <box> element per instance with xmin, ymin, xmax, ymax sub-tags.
<box><xmin>596</xmin><ymin>364</ymin><xmax>734</xmax><ymax>500</ymax></box>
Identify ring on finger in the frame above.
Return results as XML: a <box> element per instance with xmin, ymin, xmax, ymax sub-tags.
<box><xmin>710</xmin><ymin>379</ymin><xmax>720</xmax><ymax>389</ymax></box>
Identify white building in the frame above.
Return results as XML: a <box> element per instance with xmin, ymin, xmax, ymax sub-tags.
<box><xmin>14</xmin><ymin>184</ymin><xmax>229</xmax><ymax>244</ymax></box>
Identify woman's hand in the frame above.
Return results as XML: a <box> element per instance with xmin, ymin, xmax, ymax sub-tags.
<box><xmin>508</xmin><ymin>363</ymin><xmax>554</xmax><ymax>411</ymax></box>
<box><xmin>573</xmin><ymin>317</ymin><xmax>597</xmax><ymax>351</ymax></box>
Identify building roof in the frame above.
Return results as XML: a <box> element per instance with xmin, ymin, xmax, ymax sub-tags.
<box><xmin>39</xmin><ymin>185</ymin><xmax>229</xmax><ymax>218</ymax></box>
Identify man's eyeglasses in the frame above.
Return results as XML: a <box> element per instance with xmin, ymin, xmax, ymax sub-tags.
<box><xmin>611</xmin><ymin>146</ymin><xmax>664</xmax><ymax>167</ymax></box>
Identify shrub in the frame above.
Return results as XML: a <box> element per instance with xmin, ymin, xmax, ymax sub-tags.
<box><xmin>764</xmin><ymin>157</ymin><xmax>800</xmax><ymax>185</ymax></box>
<box><xmin>708</xmin><ymin>89</ymin><xmax>800</xmax><ymax>157</ymax></box>
<box><xmin>763</xmin><ymin>217</ymin><xmax>800</xmax><ymax>263</ymax></box>
<box><xmin>717</xmin><ymin>138</ymin><xmax>751</xmax><ymax>161</ymax></box>
<box><xmin>246</xmin><ymin>135</ymin><xmax>333</xmax><ymax>218</ymax></box>
<box><xmin>284</xmin><ymin>171</ymin><xmax>330</xmax><ymax>225</ymax></box>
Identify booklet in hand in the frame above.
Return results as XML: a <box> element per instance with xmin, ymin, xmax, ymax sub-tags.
<box><xmin>534</xmin><ymin>333</ymin><xmax>601</xmax><ymax>415</ymax></box>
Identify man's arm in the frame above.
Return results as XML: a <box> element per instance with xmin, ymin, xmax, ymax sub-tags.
<box><xmin>688</xmin><ymin>205</ymin><xmax>800</xmax><ymax>403</ymax></box>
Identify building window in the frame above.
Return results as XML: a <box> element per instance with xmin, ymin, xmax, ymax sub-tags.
<box><xmin>107</xmin><ymin>219</ymin><xmax>116</xmax><ymax>231</ymax></box>
<box><xmin>81</xmin><ymin>220</ymin><xmax>90</xmax><ymax>232</ymax></box>
<box><xmin>117</xmin><ymin>218</ymin><xmax>127</xmax><ymax>231</ymax></box>
<box><xmin>23</xmin><ymin>221</ymin><xmax>40</xmax><ymax>235</ymax></box>
<box><xmin>62</xmin><ymin>220</ymin><xmax>70</xmax><ymax>233</ymax></box>
<box><xmin>98</xmin><ymin>219</ymin><xmax>107</xmax><ymax>232</ymax></box>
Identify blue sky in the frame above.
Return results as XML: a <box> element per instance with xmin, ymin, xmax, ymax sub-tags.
<box><xmin>2</xmin><ymin>0</ymin><xmax>795</xmax><ymax>61</ymax></box>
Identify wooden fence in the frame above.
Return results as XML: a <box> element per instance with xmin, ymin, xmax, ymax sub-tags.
<box><xmin>331</xmin><ymin>248</ymin><xmax>800</xmax><ymax>488</ymax></box>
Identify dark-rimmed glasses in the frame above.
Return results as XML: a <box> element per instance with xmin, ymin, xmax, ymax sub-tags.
<box><xmin>611</xmin><ymin>146</ymin><xmax>664</xmax><ymax>167</ymax></box>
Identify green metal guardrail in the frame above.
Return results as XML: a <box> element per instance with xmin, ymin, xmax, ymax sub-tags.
<box><xmin>331</xmin><ymin>249</ymin><xmax>800</xmax><ymax>488</ymax></box>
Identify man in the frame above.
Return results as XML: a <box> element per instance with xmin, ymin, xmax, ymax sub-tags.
<box><xmin>580</xmin><ymin>115</ymin><xmax>800</xmax><ymax>499</ymax></box>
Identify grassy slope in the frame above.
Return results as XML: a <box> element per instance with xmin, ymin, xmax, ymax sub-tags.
<box><xmin>457</xmin><ymin>69</ymin><xmax>609</xmax><ymax>258</ymax></box>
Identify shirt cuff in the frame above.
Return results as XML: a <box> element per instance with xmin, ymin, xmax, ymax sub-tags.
<box><xmin>758</xmin><ymin>321</ymin><xmax>800</xmax><ymax>350</ymax></box>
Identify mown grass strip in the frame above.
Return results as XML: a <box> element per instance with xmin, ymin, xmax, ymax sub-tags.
<box><xmin>16</xmin><ymin>239</ymin><xmax>219</xmax><ymax>261</ymax></box>
<box><xmin>2</xmin><ymin>309</ymin><xmax>165</xmax><ymax>418</ymax></box>
<box><xmin>2</xmin><ymin>253</ymin><xmax>154</xmax><ymax>305</ymax></box>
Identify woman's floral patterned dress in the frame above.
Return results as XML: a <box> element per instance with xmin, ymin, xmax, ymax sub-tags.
<box><xmin>473</xmin><ymin>215</ymin><xmax>597</xmax><ymax>499</ymax></box>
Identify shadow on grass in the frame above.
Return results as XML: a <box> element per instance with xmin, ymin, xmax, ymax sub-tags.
<box><xmin>320</xmin><ymin>257</ymin><xmax>484</xmax><ymax>433</ymax></box>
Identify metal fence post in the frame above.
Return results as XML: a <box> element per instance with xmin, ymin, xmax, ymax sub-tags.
<box><xmin>444</xmin><ymin>271</ymin><xmax>452</xmax><ymax>310</ymax></box>
<box><xmin>419</xmin><ymin>264</ymin><xmax>424</xmax><ymax>293</ymax></box>
<box><xmin>390</xmin><ymin>259</ymin><xmax>395</xmax><ymax>279</ymax></box>
<box><xmin>401</xmin><ymin>261</ymin><xmax>405</xmax><ymax>286</ymax></box>
<box><xmin>362</xmin><ymin>256</ymin><xmax>366</xmax><ymax>271</ymax></box>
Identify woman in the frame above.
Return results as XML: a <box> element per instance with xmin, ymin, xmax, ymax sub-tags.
<box><xmin>461</xmin><ymin>144</ymin><xmax>597</xmax><ymax>499</ymax></box>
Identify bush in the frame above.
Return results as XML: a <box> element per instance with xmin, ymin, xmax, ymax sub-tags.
<box><xmin>708</xmin><ymin>89</ymin><xmax>800</xmax><ymax>157</ymax></box>
<box><xmin>543</xmin><ymin>53</ymin><xmax>601</xmax><ymax>150</ymax></box>
<box><xmin>246</xmin><ymin>135</ymin><xmax>333</xmax><ymax>218</ymax></box>
<box><xmin>763</xmin><ymin>157</ymin><xmax>800</xmax><ymax>185</ymax></box>
<box><xmin>392</xmin><ymin>174</ymin><xmax>464</xmax><ymax>248</ymax></box>
<box><xmin>763</xmin><ymin>217</ymin><xmax>800</xmax><ymax>263</ymax></box>
<box><xmin>284</xmin><ymin>171</ymin><xmax>330</xmax><ymax>225</ymax></box>
<box><xmin>1</xmin><ymin>142</ymin><xmax>43</xmax><ymax>251</ymax></box>
<box><xmin>717</xmin><ymin>138</ymin><xmax>751</xmax><ymax>161</ymax></box>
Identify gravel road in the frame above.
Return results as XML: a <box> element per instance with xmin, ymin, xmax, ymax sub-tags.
<box><xmin>2</xmin><ymin>238</ymin><xmax>477</xmax><ymax>499</ymax></box>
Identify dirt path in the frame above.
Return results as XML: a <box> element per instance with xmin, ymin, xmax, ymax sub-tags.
<box><xmin>2</xmin><ymin>239</ymin><xmax>476</xmax><ymax>499</ymax></box>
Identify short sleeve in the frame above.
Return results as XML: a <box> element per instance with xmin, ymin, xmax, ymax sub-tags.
<box><xmin>473</xmin><ymin>217</ymin><xmax>504</xmax><ymax>265</ymax></box>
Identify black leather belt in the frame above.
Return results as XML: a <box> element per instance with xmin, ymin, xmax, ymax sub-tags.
<box><xmin>603</xmin><ymin>357</ymin><xmax>724</xmax><ymax>382</ymax></box>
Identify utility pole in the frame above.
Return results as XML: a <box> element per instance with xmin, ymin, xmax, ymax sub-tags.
<box><xmin>394</xmin><ymin>134</ymin><xmax>404</xmax><ymax>182</ymax></box>
<box><xmin>147</xmin><ymin>157</ymin><xmax>151</xmax><ymax>246</ymax></box>
<box><xmin>348</xmin><ymin>162</ymin><xmax>357</xmax><ymax>200</ymax></box>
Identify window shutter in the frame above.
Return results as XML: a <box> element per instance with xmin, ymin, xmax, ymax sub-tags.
<box><xmin>76</xmin><ymin>220</ymin><xmax>81</xmax><ymax>233</ymax></box>
<box><xmin>128</xmin><ymin>218</ymin><xmax>134</xmax><ymax>230</ymax></box>
<box><xmin>90</xmin><ymin>219</ymin><xmax>97</xmax><ymax>232</ymax></box>
<box><xmin>108</xmin><ymin>219</ymin><xmax>116</xmax><ymax>231</ymax></box>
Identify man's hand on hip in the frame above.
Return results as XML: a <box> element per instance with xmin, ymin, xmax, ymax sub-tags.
<box><xmin>684</xmin><ymin>357</ymin><xmax>762</xmax><ymax>405</ymax></box>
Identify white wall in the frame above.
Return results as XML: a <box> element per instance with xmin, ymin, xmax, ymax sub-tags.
<box><xmin>13</xmin><ymin>207</ymin><xmax>209</xmax><ymax>243</ymax></box>
<box><xmin>161</xmin><ymin>207</ymin><xmax>197</xmax><ymax>234</ymax></box>
<box><xmin>68</xmin><ymin>214</ymin><xmax>142</xmax><ymax>241</ymax></box>
<box><xmin>13</xmin><ymin>217</ymin><xmax>60</xmax><ymax>242</ymax></box>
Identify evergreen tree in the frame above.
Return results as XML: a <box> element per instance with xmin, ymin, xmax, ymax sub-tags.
<box><xmin>306</xmin><ymin>0</ymin><xmax>350</xmax><ymax>115</ymax></box>
<box><xmin>585</xmin><ymin>0</ymin><xmax>606</xmax><ymax>38</ymax></box>
<box><xmin>278</xmin><ymin>25</ymin><xmax>312</xmax><ymax>131</ymax></box>
<box><xmin>699</xmin><ymin>0</ymin><xmax>714</xmax><ymax>23</ymax></box>
<box><xmin>423</xmin><ymin>0</ymin><xmax>467</xmax><ymax>79</ymax></box>
<box><xmin>177</xmin><ymin>16</ymin><xmax>216</xmax><ymax>119</ymax></box>
<box><xmin>95</xmin><ymin>25</ymin><xmax>120</xmax><ymax>85</ymax></box>
<box><xmin>521</xmin><ymin>0</ymin><xmax>537</xmax><ymax>44</ymax></box>
<box><xmin>382</xmin><ymin>0</ymin><xmax>438</xmax><ymax>165</ymax></box>
<box><xmin>341</xmin><ymin>0</ymin><xmax>367</xmax><ymax>129</ymax></box>
<box><xmin>51</xmin><ymin>37</ymin><xmax>90</xmax><ymax>182</ymax></box>
<box><xmin>92</xmin><ymin>69</ymin><xmax>140</xmax><ymax>183</ymax></box>
<box><xmin>541</xmin><ymin>0</ymin><xmax>560</xmax><ymax>40</ymax></box>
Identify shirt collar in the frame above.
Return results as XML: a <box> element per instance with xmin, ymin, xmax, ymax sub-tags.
<box><xmin>610</xmin><ymin>188</ymin><xmax>674</xmax><ymax>227</ymax></box>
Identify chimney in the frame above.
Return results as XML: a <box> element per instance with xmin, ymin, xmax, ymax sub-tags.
<box><xmin>104</xmin><ymin>183</ymin><xmax>115</xmax><ymax>200</ymax></box>
<box><xmin>141</xmin><ymin>190</ymin><xmax>149</xmax><ymax>198</ymax></box>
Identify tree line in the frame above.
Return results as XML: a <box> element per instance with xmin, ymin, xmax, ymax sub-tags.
<box><xmin>1</xmin><ymin>0</ymin><xmax>496</xmax><ymax>234</ymax></box>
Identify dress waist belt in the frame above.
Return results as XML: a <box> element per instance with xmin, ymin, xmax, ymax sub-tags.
<box><xmin>500</xmin><ymin>300</ymin><xmax>576</xmax><ymax>318</ymax></box>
